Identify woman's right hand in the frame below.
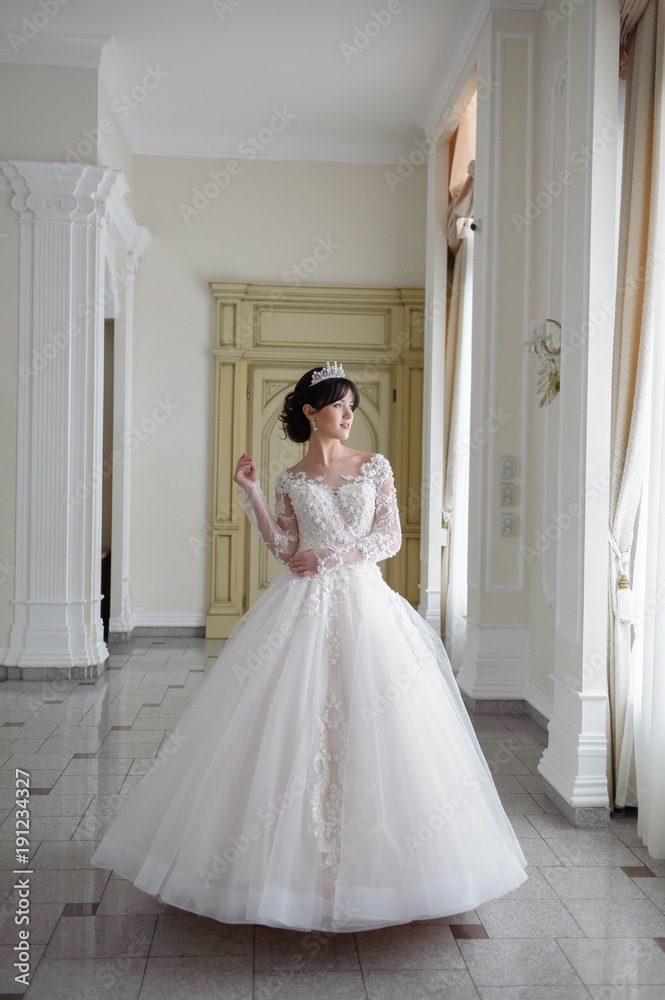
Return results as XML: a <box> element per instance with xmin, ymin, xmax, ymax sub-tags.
<box><xmin>233</xmin><ymin>452</ymin><xmax>260</xmax><ymax>493</ymax></box>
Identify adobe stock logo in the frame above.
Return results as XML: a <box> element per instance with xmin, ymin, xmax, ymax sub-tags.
<box><xmin>339</xmin><ymin>2</ymin><xmax>404</xmax><ymax>63</ymax></box>
<box><xmin>7</xmin><ymin>0</ymin><xmax>71</xmax><ymax>53</ymax></box>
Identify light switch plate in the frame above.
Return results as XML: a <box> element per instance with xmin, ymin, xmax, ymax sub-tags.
<box><xmin>500</xmin><ymin>455</ymin><xmax>517</xmax><ymax>478</ymax></box>
<box><xmin>500</xmin><ymin>482</ymin><xmax>516</xmax><ymax>506</ymax></box>
<box><xmin>500</xmin><ymin>513</ymin><xmax>516</xmax><ymax>536</ymax></box>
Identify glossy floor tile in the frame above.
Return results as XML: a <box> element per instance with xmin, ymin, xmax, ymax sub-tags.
<box><xmin>0</xmin><ymin>635</ymin><xmax>662</xmax><ymax>998</ymax></box>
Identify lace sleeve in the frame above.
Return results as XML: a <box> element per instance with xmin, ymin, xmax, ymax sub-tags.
<box><xmin>235</xmin><ymin>471</ymin><xmax>299</xmax><ymax>565</ymax></box>
<box><xmin>312</xmin><ymin>455</ymin><xmax>402</xmax><ymax>574</ymax></box>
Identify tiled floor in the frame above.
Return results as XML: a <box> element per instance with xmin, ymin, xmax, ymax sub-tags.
<box><xmin>0</xmin><ymin>636</ymin><xmax>664</xmax><ymax>999</ymax></box>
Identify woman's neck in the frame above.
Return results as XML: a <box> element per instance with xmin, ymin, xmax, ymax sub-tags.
<box><xmin>302</xmin><ymin>440</ymin><xmax>351</xmax><ymax>469</ymax></box>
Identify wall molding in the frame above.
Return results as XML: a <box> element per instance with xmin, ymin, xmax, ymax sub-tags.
<box><xmin>458</xmin><ymin>621</ymin><xmax>530</xmax><ymax>696</ymax></box>
<box><xmin>540</xmin><ymin>45</ymin><xmax>569</xmax><ymax>610</ymax></box>
<box><xmin>485</xmin><ymin>30</ymin><xmax>534</xmax><ymax>594</ymax></box>
<box><xmin>419</xmin><ymin>0</ymin><xmax>545</xmax><ymax>138</ymax></box>
<box><xmin>457</xmin><ymin>622</ymin><xmax>556</xmax><ymax>720</ymax></box>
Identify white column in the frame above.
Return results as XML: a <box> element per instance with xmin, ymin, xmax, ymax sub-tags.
<box><xmin>539</xmin><ymin>677</ymin><xmax>610</xmax><ymax>823</ymax></box>
<box><xmin>0</xmin><ymin>161</ymin><xmax>149</xmax><ymax>676</ymax></box>
<box><xmin>537</xmin><ymin>0</ymin><xmax>619</xmax><ymax>823</ymax></box>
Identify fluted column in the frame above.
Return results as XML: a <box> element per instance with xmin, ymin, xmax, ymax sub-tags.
<box><xmin>0</xmin><ymin>161</ymin><xmax>148</xmax><ymax>676</ymax></box>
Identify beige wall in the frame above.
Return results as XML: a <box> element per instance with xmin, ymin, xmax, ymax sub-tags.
<box><xmin>0</xmin><ymin>65</ymin><xmax>131</xmax><ymax>181</ymax></box>
<box><xmin>0</xmin><ymin>64</ymin><xmax>98</xmax><ymax>162</ymax></box>
<box><xmin>129</xmin><ymin>155</ymin><xmax>427</xmax><ymax>618</ymax></box>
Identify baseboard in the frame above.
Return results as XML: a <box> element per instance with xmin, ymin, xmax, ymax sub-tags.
<box><xmin>117</xmin><ymin>625</ymin><xmax>205</xmax><ymax>639</ymax></box>
<box><xmin>109</xmin><ymin>613</ymin><xmax>206</xmax><ymax>641</ymax></box>
<box><xmin>525</xmin><ymin>700</ymin><xmax>550</xmax><ymax>730</ymax></box>
<box><xmin>132</xmin><ymin>613</ymin><xmax>205</xmax><ymax>628</ymax></box>
<box><xmin>0</xmin><ymin>661</ymin><xmax>106</xmax><ymax>681</ymax></box>
<box><xmin>0</xmin><ymin>645</ymin><xmax>108</xmax><ymax>680</ymax></box>
<box><xmin>460</xmin><ymin>691</ymin><xmax>551</xmax><ymax>729</ymax></box>
<box><xmin>523</xmin><ymin>680</ymin><xmax>554</xmax><ymax>723</ymax></box>
<box><xmin>461</xmin><ymin>693</ymin><xmax>528</xmax><ymax>716</ymax></box>
<box><xmin>455</xmin><ymin>622</ymin><xmax>553</xmax><ymax>723</ymax></box>
<box><xmin>541</xmin><ymin>781</ymin><xmax>610</xmax><ymax>828</ymax></box>
<box><xmin>457</xmin><ymin>622</ymin><xmax>531</xmax><ymax>699</ymax></box>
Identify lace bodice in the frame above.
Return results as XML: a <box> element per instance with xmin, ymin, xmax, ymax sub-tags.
<box><xmin>236</xmin><ymin>453</ymin><xmax>401</xmax><ymax>574</ymax></box>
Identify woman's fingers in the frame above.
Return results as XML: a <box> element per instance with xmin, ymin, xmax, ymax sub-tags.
<box><xmin>233</xmin><ymin>453</ymin><xmax>255</xmax><ymax>486</ymax></box>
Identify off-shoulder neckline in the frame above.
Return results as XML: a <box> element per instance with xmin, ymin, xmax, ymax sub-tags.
<box><xmin>279</xmin><ymin>453</ymin><xmax>384</xmax><ymax>485</ymax></box>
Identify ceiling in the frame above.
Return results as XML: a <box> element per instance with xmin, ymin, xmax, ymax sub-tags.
<box><xmin>0</xmin><ymin>0</ymin><xmax>489</xmax><ymax>162</ymax></box>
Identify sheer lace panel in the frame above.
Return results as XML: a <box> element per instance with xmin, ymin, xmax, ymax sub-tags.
<box><xmin>284</xmin><ymin>455</ymin><xmax>381</xmax><ymax>492</ymax></box>
<box><xmin>235</xmin><ymin>471</ymin><xmax>299</xmax><ymax>566</ymax></box>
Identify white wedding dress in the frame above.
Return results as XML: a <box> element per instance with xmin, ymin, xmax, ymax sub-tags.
<box><xmin>91</xmin><ymin>453</ymin><xmax>527</xmax><ymax>932</ymax></box>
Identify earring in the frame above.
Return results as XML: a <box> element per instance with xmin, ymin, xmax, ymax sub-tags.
<box><xmin>311</xmin><ymin>419</ymin><xmax>317</xmax><ymax>431</ymax></box>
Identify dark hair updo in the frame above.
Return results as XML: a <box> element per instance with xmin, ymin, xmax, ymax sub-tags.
<box><xmin>279</xmin><ymin>367</ymin><xmax>360</xmax><ymax>443</ymax></box>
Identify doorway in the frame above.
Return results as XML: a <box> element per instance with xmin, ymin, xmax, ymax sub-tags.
<box><xmin>101</xmin><ymin>318</ymin><xmax>115</xmax><ymax>644</ymax></box>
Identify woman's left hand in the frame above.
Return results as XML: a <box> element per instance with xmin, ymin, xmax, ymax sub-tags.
<box><xmin>287</xmin><ymin>550</ymin><xmax>319</xmax><ymax>577</ymax></box>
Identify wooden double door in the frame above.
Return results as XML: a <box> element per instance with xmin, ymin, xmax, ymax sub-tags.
<box><xmin>205</xmin><ymin>282</ymin><xmax>424</xmax><ymax>638</ymax></box>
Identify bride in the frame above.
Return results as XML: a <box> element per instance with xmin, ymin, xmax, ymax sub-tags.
<box><xmin>91</xmin><ymin>361</ymin><xmax>527</xmax><ymax>932</ymax></box>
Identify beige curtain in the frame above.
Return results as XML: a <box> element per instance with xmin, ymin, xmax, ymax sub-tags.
<box><xmin>441</xmin><ymin>96</ymin><xmax>476</xmax><ymax>659</ymax></box>
<box><xmin>442</xmin><ymin>227</ymin><xmax>474</xmax><ymax>668</ymax></box>
<box><xmin>445</xmin><ymin>92</ymin><xmax>476</xmax><ymax>253</ymax></box>
<box><xmin>443</xmin><ymin>160</ymin><xmax>475</xmax><ymax>454</ymax></box>
<box><xmin>609</xmin><ymin>0</ymin><xmax>664</xmax><ymax>808</ymax></box>
<box><xmin>620</xmin><ymin>0</ymin><xmax>652</xmax><ymax>73</ymax></box>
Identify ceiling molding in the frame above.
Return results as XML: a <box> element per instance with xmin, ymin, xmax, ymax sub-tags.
<box><xmin>0</xmin><ymin>3</ymin><xmax>546</xmax><ymax>164</ymax></box>
<box><xmin>0</xmin><ymin>31</ymin><xmax>109</xmax><ymax>67</ymax></box>
<box><xmin>0</xmin><ymin>31</ymin><xmax>148</xmax><ymax>159</ymax></box>
<box><xmin>417</xmin><ymin>1</ymin><xmax>490</xmax><ymax>138</ymax></box>
<box><xmin>489</xmin><ymin>0</ymin><xmax>545</xmax><ymax>8</ymax></box>
<box><xmin>132</xmin><ymin>140</ymin><xmax>426</xmax><ymax>165</ymax></box>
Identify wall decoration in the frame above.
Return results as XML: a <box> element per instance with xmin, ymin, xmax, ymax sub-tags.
<box><xmin>526</xmin><ymin>313</ymin><xmax>561</xmax><ymax>407</ymax></box>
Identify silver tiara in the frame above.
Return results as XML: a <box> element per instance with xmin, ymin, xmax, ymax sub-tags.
<box><xmin>310</xmin><ymin>361</ymin><xmax>345</xmax><ymax>386</ymax></box>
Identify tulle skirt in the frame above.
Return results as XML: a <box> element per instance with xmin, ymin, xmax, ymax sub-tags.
<box><xmin>90</xmin><ymin>561</ymin><xmax>527</xmax><ymax>932</ymax></box>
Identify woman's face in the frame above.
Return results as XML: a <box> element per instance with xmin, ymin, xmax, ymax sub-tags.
<box><xmin>306</xmin><ymin>388</ymin><xmax>355</xmax><ymax>439</ymax></box>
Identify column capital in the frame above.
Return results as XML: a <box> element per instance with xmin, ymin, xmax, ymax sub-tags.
<box><xmin>0</xmin><ymin>162</ymin><xmax>151</xmax><ymax>256</ymax></box>
<box><xmin>0</xmin><ymin>161</ymin><xmax>113</xmax><ymax>222</ymax></box>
